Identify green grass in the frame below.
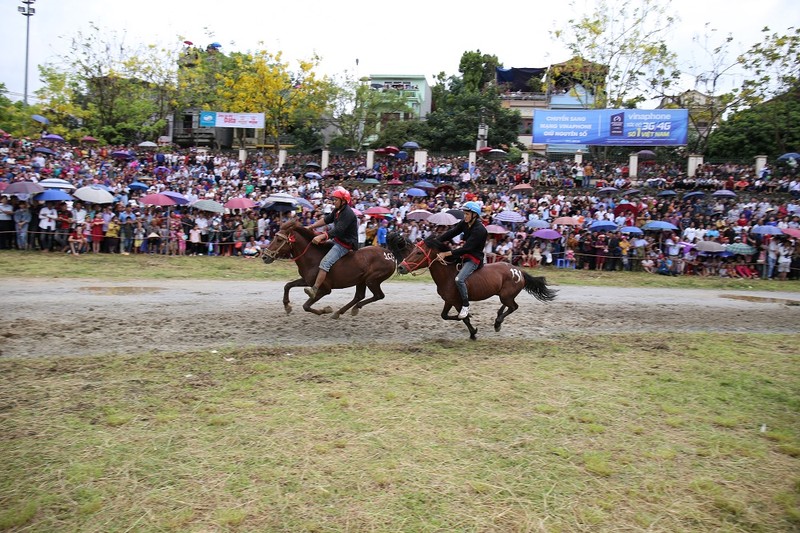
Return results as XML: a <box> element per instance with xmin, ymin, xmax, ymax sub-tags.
<box><xmin>1</xmin><ymin>334</ymin><xmax>798</xmax><ymax>531</ymax></box>
<box><xmin>2</xmin><ymin>250</ymin><xmax>799</xmax><ymax>291</ymax></box>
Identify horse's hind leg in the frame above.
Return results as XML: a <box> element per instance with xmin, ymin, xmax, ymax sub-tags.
<box><xmin>282</xmin><ymin>278</ymin><xmax>307</xmax><ymax>315</ymax></box>
<box><xmin>494</xmin><ymin>298</ymin><xmax>519</xmax><ymax>332</ymax></box>
<box><xmin>463</xmin><ymin>316</ymin><xmax>478</xmax><ymax>340</ymax></box>
<box><xmin>302</xmin><ymin>290</ymin><xmax>334</xmax><ymax>316</ymax></box>
<box><xmin>334</xmin><ymin>284</ymin><xmax>367</xmax><ymax>319</ymax></box>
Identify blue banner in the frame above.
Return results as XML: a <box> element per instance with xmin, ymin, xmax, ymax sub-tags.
<box><xmin>199</xmin><ymin>111</ymin><xmax>217</xmax><ymax>127</ymax></box>
<box><xmin>532</xmin><ymin>109</ymin><xmax>688</xmax><ymax>146</ymax></box>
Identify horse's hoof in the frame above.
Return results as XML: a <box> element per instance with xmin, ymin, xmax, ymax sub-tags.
<box><xmin>284</xmin><ymin>305</ymin><xmax>292</xmax><ymax>315</ymax></box>
<box><xmin>351</xmin><ymin>307</ymin><xmax>359</xmax><ymax>316</ymax></box>
<box><xmin>323</xmin><ymin>306</ymin><xmax>333</xmax><ymax>314</ymax></box>
<box><xmin>470</xmin><ymin>334</ymin><xmax>477</xmax><ymax>340</ymax></box>
<box><xmin>331</xmin><ymin>312</ymin><xmax>340</xmax><ymax>320</ymax></box>
<box><xmin>494</xmin><ymin>323</ymin><xmax>501</xmax><ymax>332</ymax></box>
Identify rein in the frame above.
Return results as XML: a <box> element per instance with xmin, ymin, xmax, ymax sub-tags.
<box><xmin>265</xmin><ymin>231</ymin><xmax>314</xmax><ymax>262</ymax></box>
<box><xmin>400</xmin><ymin>241</ymin><xmax>437</xmax><ymax>276</ymax></box>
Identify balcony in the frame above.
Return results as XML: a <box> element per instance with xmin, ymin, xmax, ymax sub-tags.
<box><xmin>500</xmin><ymin>92</ymin><xmax>547</xmax><ymax>101</ymax></box>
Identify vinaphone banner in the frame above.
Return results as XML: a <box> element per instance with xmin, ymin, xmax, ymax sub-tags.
<box><xmin>532</xmin><ymin>109</ymin><xmax>688</xmax><ymax>146</ymax></box>
<box><xmin>199</xmin><ymin>111</ymin><xmax>265</xmax><ymax>129</ymax></box>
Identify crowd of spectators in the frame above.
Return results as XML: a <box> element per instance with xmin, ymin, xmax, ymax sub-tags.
<box><xmin>1</xmin><ymin>131</ymin><xmax>798</xmax><ymax>280</ymax></box>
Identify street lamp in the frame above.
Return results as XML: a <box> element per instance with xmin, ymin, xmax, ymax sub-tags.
<box><xmin>18</xmin><ymin>0</ymin><xmax>36</xmax><ymax>106</ymax></box>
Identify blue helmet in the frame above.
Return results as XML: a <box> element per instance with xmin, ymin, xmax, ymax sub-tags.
<box><xmin>462</xmin><ymin>201</ymin><xmax>482</xmax><ymax>216</ymax></box>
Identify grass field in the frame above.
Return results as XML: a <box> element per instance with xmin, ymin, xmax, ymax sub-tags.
<box><xmin>0</xmin><ymin>251</ymin><xmax>798</xmax><ymax>531</ymax></box>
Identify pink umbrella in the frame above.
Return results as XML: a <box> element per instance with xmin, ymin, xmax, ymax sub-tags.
<box><xmin>225</xmin><ymin>197</ymin><xmax>256</xmax><ymax>209</ymax></box>
<box><xmin>782</xmin><ymin>228</ymin><xmax>800</xmax><ymax>239</ymax></box>
<box><xmin>485</xmin><ymin>224</ymin><xmax>509</xmax><ymax>235</ymax></box>
<box><xmin>139</xmin><ymin>193</ymin><xmax>178</xmax><ymax>206</ymax></box>
<box><xmin>365</xmin><ymin>206</ymin><xmax>391</xmax><ymax>216</ymax></box>
<box><xmin>553</xmin><ymin>216</ymin><xmax>580</xmax><ymax>226</ymax></box>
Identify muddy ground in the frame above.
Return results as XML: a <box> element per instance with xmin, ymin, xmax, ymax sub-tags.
<box><xmin>1</xmin><ymin>279</ymin><xmax>798</xmax><ymax>358</ymax></box>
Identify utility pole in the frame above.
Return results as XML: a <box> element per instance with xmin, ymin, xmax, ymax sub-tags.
<box><xmin>18</xmin><ymin>0</ymin><xmax>36</xmax><ymax>106</ymax></box>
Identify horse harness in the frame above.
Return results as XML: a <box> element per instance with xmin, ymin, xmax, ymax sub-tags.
<box><xmin>262</xmin><ymin>231</ymin><xmax>314</xmax><ymax>262</ymax></box>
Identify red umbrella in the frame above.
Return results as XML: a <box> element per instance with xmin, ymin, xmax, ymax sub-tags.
<box><xmin>225</xmin><ymin>197</ymin><xmax>257</xmax><ymax>210</ymax></box>
<box><xmin>511</xmin><ymin>183</ymin><xmax>533</xmax><ymax>192</ymax></box>
<box><xmin>387</xmin><ymin>179</ymin><xmax>404</xmax><ymax>185</ymax></box>
<box><xmin>375</xmin><ymin>148</ymin><xmax>388</xmax><ymax>155</ymax></box>
<box><xmin>139</xmin><ymin>193</ymin><xmax>178</xmax><ymax>206</ymax></box>
<box><xmin>384</xmin><ymin>146</ymin><xmax>400</xmax><ymax>154</ymax></box>
<box><xmin>364</xmin><ymin>206</ymin><xmax>391</xmax><ymax>217</ymax></box>
<box><xmin>613</xmin><ymin>203</ymin><xmax>638</xmax><ymax>216</ymax></box>
<box><xmin>477</xmin><ymin>146</ymin><xmax>493</xmax><ymax>154</ymax></box>
<box><xmin>80</xmin><ymin>135</ymin><xmax>99</xmax><ymax>143</ymax></box>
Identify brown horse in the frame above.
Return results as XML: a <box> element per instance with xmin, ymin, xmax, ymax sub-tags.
<box><xmin>262</xmin><ymin>220</ymin><xmax>410</xmax><ymax>318</ymax></box>
<box><xmin>390</xmin><ymin>233</ymin><xmax>557</xmax><ymax>339</ymax></box>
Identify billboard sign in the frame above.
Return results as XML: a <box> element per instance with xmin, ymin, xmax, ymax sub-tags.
<box><xmin>199</xmin><ymin>111</ymin><xmax>265</xmax><ymax>129</ymax></box>
<box><xmin>532</xmin><ymin>109</ymin><xmax>688</xmax><ymax>146</ymax></box>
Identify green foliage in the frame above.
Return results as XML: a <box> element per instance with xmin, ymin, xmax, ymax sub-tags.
<box><xmin>458</xmin><ymin>50</ymin><xmax>501</xmax><ymax>93</ymax></box>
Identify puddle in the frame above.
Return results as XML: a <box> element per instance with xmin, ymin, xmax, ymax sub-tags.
<box><xmin>721</xmin><ymin>294</ymin><xmax>800</xmax><ymax>306</ymax></box>
<box><xmin>80</xmin><ymin>287</ymin><xmax>165</xmax><ymax>295</ymax></box>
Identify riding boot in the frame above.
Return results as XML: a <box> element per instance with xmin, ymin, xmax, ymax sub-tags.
<box><xmin>305</xmin><ymin>269</ymin><xmax>327</xmax><ymax>298</ymax></box>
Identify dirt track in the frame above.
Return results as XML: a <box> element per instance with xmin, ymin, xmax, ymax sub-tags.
<box><xmin>1</xmin><ymin>278</ymin><xmax>799</xmax><ymax>358</ymax></box>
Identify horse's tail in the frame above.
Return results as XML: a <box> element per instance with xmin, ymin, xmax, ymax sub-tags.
<box><xmin>522</xmin><ymin>272</ymin><xmax>558</xmax><ymax>302</ymax></box>
<box><xmin>386</xmin><ymin>231</ymin><xmax>412</xmax><ymax>265</ymax></box>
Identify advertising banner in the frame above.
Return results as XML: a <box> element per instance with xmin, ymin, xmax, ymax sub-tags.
<box><xmin>199</xmin><ymin>111</ymin><xmax>265</xmax><ymax>129</ymax></box>
<box><xmin>532</xmin><ymin>109</ymin><xmax>688</xmax><ymax>146</ymax></box>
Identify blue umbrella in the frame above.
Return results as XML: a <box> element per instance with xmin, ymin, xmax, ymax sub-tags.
<box><xmin>597</xmin><ymin>186</ymin><xmax>619</xmax><ymax>194</ymax></box>
<box><xmin>751</xmin><ymin>225</ymin><xmax>783</xmax><ymax>235</ymax></box>
<box><xmin>682</xmin><ymin>191</ymin><xmax>706</xmax><ymax>200</ymax></box>
<box><xmin>295</xmin><ymin>197</ymin><xmax>314</xmax><ymax>210</ymax></box>
<box><xmin>34</xmin><ymin>189</ymin><xmax>73</xmax><ymax>202</ymax></box>
<box><xmin>402</xmin><ymin>141</ymin><xmax>420</xmax><ymax>150</ymax></box>
<box><xmin>414</xmin><ymin>180</ymin><xmax>435</xmax><ymax>189</ymax></box>
<box><xmin>405</xmin><ymin>187</ymin><xmax>427</xmax><ymax>197</ymax></box>
<box><xmin>621</xmin><ymin>189</ymin><xmax>641</xmax><ymax>196</ymax></box>
<box><xmin>32</xmin><ymin>147</ymin><xmax>56</xmax><ymax>156</ymax></box>
<box><xmin>526</xmin><ymin>219</ymin><xmax>551</xmax><ymax>229</ymax></box>
<box><xmin>305</xmin><ymin>172</ymin><xmax>321</xmax><ymax>179</ymax></box>
<box><xmin>777</xmin><ymin>152</ymin><xmax>800</xmax><ymax>161</ymax></box>
<box><xmin>395</xmin><ymin>151</ymin><xmax>408</xmax><ymax>160</ymax></box>
<box><xmin>656</xmin><ymin>190</ymin><xmax>677</xmax><ymax>197</ymax></box>
<box><xmin>128</xmin><ymin>181</ymin><xmax>149</xmax><ymax>191</ymax></box>
<box><xmin>31</xmin><ymin>114</ymin><xmax>49</xmax><ymax>125</ymax></box>
<box><xmin>589</xmin><ymin>220</ymin><xmax>618</xmax><ymax>232</ymax></box>
<box><xmin>42</xmin><ymin>134</ymin><xmax>65</xmax><ymax>142</ymax></box>
<box><xmin>712</xmin><ymin>189</ymin><xmax>737</xmax><ymax>198</ymax></box>
<box><xmin>620</xmin><ymin>226</ymin><xmax>644</xmax><ymax>235</ymax></box>
<box><xmin>162</xmin><ymin>191</ymin><xmax>190</xmax><ymax>205</ymax></box>
<box><xmin>643</xmin><ymin>220</ymin><xmax>678</xmax><ymax>231</ymax></box>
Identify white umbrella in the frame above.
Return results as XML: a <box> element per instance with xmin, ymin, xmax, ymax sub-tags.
<box><xmin>427</xmin><ymin>212</ymin><xmax>459</xmax><ymax>226</ymax></box>
<box><xmin>73</xmin><ymin>185</ymin><xmax>115</xmax><ymax>204</ymax></box>
<box><xmin>39</xmin><ymin>178</ymin><xmax>76</xmax><ymax>190</ymax></box>
<box><xmin>493</xmin><ymin>210</ymin><xmax>526</xmax><ymax>223</ymax></box>
<box><xmin>138</xmin><ymin>141</ymin><xmax>158</xmax><ymax>148</ymax></box>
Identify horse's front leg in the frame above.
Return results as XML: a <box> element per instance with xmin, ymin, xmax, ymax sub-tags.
<box><xmin>441</xmin><ymin>302</ymin><xmax>458</xmax><ymax>320</ymax></box>
<box><xmin>333</xmin><ymin>284</ymin><xmax>366</xmax><ymax>319</ymax></box>
<box><xmin>463</xmin><ymin>316</ymin><xmax>478</xmax><ymax>340</ymax></box>
<box><xmin>282</xmin><ymin>278</ymin><xmax>308</xmax><ymax>315</ymax></box>
<box><xmin>302</xmin><ymin>289</ymin><xmax>334</xmax><ymax>316</ymax></box>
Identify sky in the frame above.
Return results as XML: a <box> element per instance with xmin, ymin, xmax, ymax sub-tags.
<box><xmin>0</xmin><ymin>0</ymin><xmax>796</xmax><ymax>105</ymax></box>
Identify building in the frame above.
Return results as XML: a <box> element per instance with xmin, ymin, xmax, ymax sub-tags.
<box><xmin>658</xmin><ymin>89</ymin><xmax>722</xmax><ymax>139</ymax></box>
<box><xmin>367</xmin><ymin>74</ymin><xmax>432</xmax><ymax>121</ymax></box>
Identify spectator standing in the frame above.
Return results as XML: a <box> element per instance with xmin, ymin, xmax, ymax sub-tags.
<box><xmin>0</xmin><ymin>196</ymin><xmax>15</xmax><ymax>249</ymax></box>
<box><xmin>13</xmin><ymin>202</ymin><xmax>31</xmax><ymax>250</ymax></box>
<box><xmin>38</xmin><ymin>202</ymin><xmax>58</xmax><ymax>251</ymax></box>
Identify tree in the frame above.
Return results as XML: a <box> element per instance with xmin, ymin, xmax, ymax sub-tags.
<box><xmin>551</xmin><ymin>0</ymin><xmax>680</xmax><ymax>109</ymax></box>
<box><xmin>326</xmin><ymin>74</ymin><xmax>411</xmax><ymax>152</ymax></box>
<box><xmin>459</xmin><ymin>50</ymin><xmax>501</xmax><ymax>93</ymax></box>
<box><xmin>216</xmin><ymin>48</ymin><xmax>334</xmax><ymax>151</ymax></box>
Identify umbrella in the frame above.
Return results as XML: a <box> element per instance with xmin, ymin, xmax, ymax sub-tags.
<box><xmin>406</xmin><ymin>209</ymin><xmax>432</xmax><ymax>221</ymax></box>
<box><xmin>781</xmin><ymin>228</ymin><xmax>800</xmax><ymax>239</ymax></box>
<box><xmin>296</xmin><ymin>198</ymin><xmax>314</xmax><ymax>210</ymax></box>
<box><xmin>34</xmin><ymin>189</ymin><xmax>73</xmax><ymax>202</ymax></box>
<box><xmin>526</xmin><ymin>219</ymin><xmax>551</xmax><ymax>229</ymax></box>
<box><xmin>434</xmin><ymin>184</ymin><xmax>456</xmax><ymax>195</ymax></box>
<box><xmin>414</xmin><ymin>180</ymin><xmax>435</xmax><ymax>189</ymax></box>
<box><xmin>405</xmin><ymin>187</ymin><xmax>427</xmax><ymax>197</ymax></box>
<box><xmin>485</xmin><ymin>224</ymin><xmax>510</xmax><ymax>234</ymax></box>
<box><xmin>128</xmin><ymin>181</ymin><xmax>149</xmax><ymax>191</ymax></box>
<box><xmin>363</xmin><ymin>178</ymin><xmax>380</xmax><ymax>185</ymax></box>
<box><xmin>695</xmin><ymin>240</ymin><xmax>725</xmax><ymax>253</ymax></box>
<box><xmin>446</xmin><ymin>209</ymin><xmax>465</xmax><ymax>220</ymax></box>
<box><xmin>111</xmin><ymin>150</ymin><xmax>134</xmax><ymax>159</ymax></box>
<box><xmin>777</xmin><ymin>152</ymin><xmax>800</xmax><ymax>161</ymax></box>
<box><xmin>374</xmin><ymin>148</ymin><xmax>388</xmax><ymax>155</ymax></box>
<box><xmin>140</xmin><ymin>193</ymin><xmax>177</xmax><ymax>206</ymax></box>
<box><xmin>153</xmin><ymin>166</ymin><xmax>170</xmax><ymax>175</ymax></box>
<box><xmin>486</xmin><ymin>148</ymin><xmax>507</xmax><ymax>160</ymax></box>
<box><xmin>621</xmin><ymin>189</ymin><xmax>641</xmax><ymax>196</ymax></box>
<box><xmin>31</xmin><ymin>114</ymin><xmax>49</xmax><ymax>125</ymax></box>
<box><xmin>620</xmin><ymin>226</ymin><xmax>644</xmax><ymax>235</ymax></box>
<box><xmin>395</xmin><ymin>151</ymin><xmax>408</xmax><ymax>160</ymax></box>
<box><xmin>510</xmin><ymin>183</ymin><xmax>534</xmax><ymax>193</ymax></box>
<box><xmin>477</xmin><ymin>146</ymin><xmax>493</xmax><ymax>154</ymax></box>
<box><xmin>192</xmin><ymin>199</ymin><xmax>225</xmax><ymax>213</ymax></box>
<box><xmin>553</xmin><ymin>216</ymin><xmax>580</xmax><ymax>226</ymax></box>
<box><xmin>162</xmin><ymin>191</ymin><xmax>190</xmax><ymax>205</ymax></box>
<box><xmin>597</xmin><ymin>186</ymin><xmax>619</xmax><ymax>194</ymax></box>
<box><xmin>726</xmin><ymin>243</ymin><xmax>757</xmax><ymax>255</ymax></box>
<box><xmin>73</xmin><ymin>185</ymin><xmax>115</xmax><ymax>204</ymax></box>
<box><xmin>682</xmin><ymin>191</ymin><xmax>706</xmax><ymax>200</ymax></box>
<box><xmin>225</xmin><ymin>197</ymin><xmax>256</xmax><ymax>210</ymax></box>
<box><xmin>365</xmin><ymin>206</ymin><xmax>391</xmax><ymax>217</ymax></box>
<box><xmin>305</xmin><ymin>162</ymin><xmax>321</xmax><ymax>168</ymax></box>
<box><xmin>589</xmin><ymin>220</ymin><xmax>618</xmax><ymax>232</ymax></box>
<box><xmin>32</xmin><ymin>147</ymin><xmax>56</xmax><ymax>156</ymax></box>
<box><xmin>637</xmin><ymin>149</ymin><xmax>656</xmax><ymax>160</ymax></box>
<box><xmin>262</xmin><ymin>202</ymin><xmax>296</xmax><ymax>213</ymax></box>
<box><xmin>138</xmin><ymin>141</ymin><xmax>158</xmax><ymax>148</ymax></box>
<box><xmin>39</xmin><ymin>178</ymin><xmax>76</xmax><ymax>190</ymax></box>
<box><xmin>305</xmin><ymin>172</ymin><xmax>321</xmax><ymax>179</ymax></box>
<box><xmin>656</xmin><ymin>190</ymin><xmax>677</xmax><ymax>197</ymax></box>
<box><xmin>4</xmin><ymin>181</ymin><xmax>45</xmax><ymax>195</ymax></box>
<box><xmin>642</xmin><ymin>220</ymin><xmax>678</xmax><ymax>231</ymax></box>
<box><xmin>384</xmin><ymin>146</ymin><xmax>400</xmax><ymax>154</ymax></box>
<box><xmin>81</xmin><ymin>135</ymin><xmax>99</xmax><ymax>143</ymax></box>
<box><xmin>750</xmin><ymin>225</ymin><xmax>783</xmax><ymax>235</ymax></box>
<box><xmin>264</xmin><ymin>193</ymin><xmax>297</xmax><ymax>205</ymax></box>
<box><xmin>42</xmin><ymin>134</ymin><xmax>65</xmax><ymax>142</ymax></box>
<box><xmin>613</xmin><ymin>203</ymin><xmax>638</xmax><ymax>216</ymax></box>
<box><xmin>712</xmin><ymin>189</ymin><xmax>737</xmax><ymax>198</ymax></box>
<box><xmin>493</xmin><ymin>210</ymin><xmax>526</xmax><ymax>223</ymax></box>
<box><xmin>533</xmin><ymin>229</ymin><xmax>562</xmax><ymax>240</ymax></box>
<box><xmin>402</xmin><ymin>141</ymin><xmax>420</xmax><ymax>150</ymax></box>
<box><xmin>427</xmin><ymin>212</ymin><xmax>459</xmax><ymax>226</ymax></box>
<box><xmin>387</xmin><ymin>179</ymin><xmax>404</xmax><ymax>185</ymax></box>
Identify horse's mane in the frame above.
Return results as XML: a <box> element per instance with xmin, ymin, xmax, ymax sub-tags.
<box><xmin>386</xmin><ymin>231</ymin><xmax>415</xmax><ymax>264</ymax></box>
<box><xmin>423</xmin><ymin>236</ymin><xmax>450</xmax><ymax>252</ymax></box>
<box><xmin>279</xmin><ymin>220</ymin><xmax>331</xmax><ymax>250</ymax></box>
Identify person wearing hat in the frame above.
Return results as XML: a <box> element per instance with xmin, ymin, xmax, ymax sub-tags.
<box><xmin>435</xmin><ymin>200</ymin><xmax>488</xmax><ymax>319</ymax></box>
<box><xmin>304</xmin><ymin>187</ymin><xmax>358</xmax><ymax>299</ymax></box>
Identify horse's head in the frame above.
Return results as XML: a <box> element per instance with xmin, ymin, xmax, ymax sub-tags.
<box><xmin>397</xmin><ymin>236</ymin><xmax>449</xmax><ymax>274</ymax></box>
<box><xmin>262</xmin><ymin>220</ymin><xmax>310</xmax><ymax>264</ymax></box>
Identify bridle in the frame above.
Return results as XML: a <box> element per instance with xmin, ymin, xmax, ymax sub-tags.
<box><xmin>399</xmin><ymin>241</ymin><xmax>436</xmax><ymax>274</ymax></box>
<box><xmin>262</xmin><ymin>230</ymin><xmax>314</xmax><ymax>262</ymax></box>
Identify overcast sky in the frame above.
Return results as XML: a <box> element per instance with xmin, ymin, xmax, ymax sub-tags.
<box><xmin>0</xmin><ymin>0</ymin><xmax>795</xmax><ymax>105</ymax></box>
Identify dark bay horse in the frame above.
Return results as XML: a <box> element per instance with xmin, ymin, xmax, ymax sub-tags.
<box><xmin>390</xmin><ymin>233</ymin><xmax>557</xmax><ymax>339</ymax></box>
<box><xmin>262</xmin><ymin>220</ymin><xmax>411</xmax><ymax>318</ymax></box>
